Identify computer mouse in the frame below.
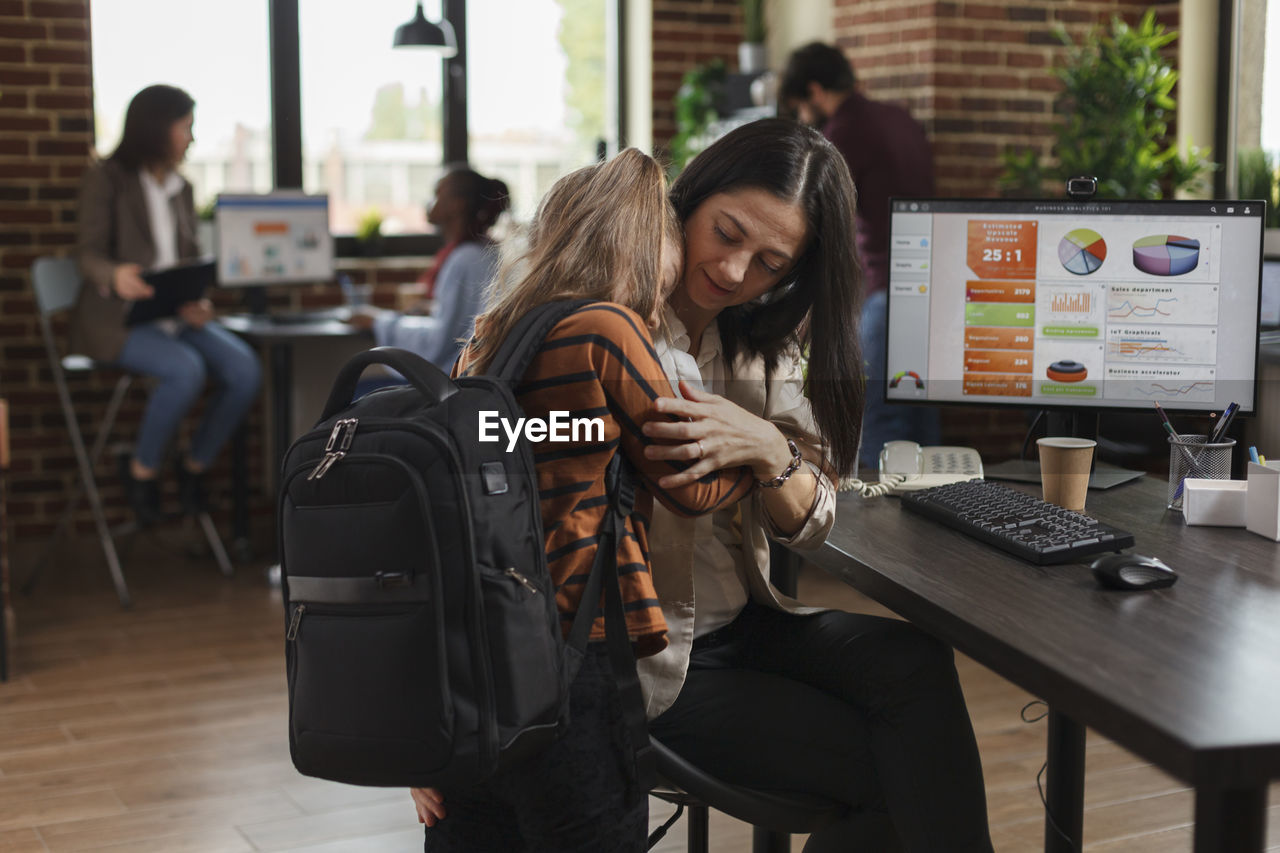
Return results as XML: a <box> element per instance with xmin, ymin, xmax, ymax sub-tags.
<box><xmin>1090</xmin><ymin>553</ymin><xmax>1178</xmax><ymax>591</ymax></box>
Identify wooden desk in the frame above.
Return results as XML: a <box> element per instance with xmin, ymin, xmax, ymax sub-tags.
<box><xmin>803</xmin><ymin>477</ymin><xmax>1280</xmax><ymax>853</ymax></box>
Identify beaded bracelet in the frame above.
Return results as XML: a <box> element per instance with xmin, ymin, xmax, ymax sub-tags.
<box><xmin>757</xmin><ymin>439</ymin><xmax>803</xmax><ymax>488</ymax></box>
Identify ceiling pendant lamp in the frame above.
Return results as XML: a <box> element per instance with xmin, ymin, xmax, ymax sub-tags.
<box><xmin>392</xmin><ymin>2</ymin><xmax>457</xmax><ymax>56</ymax></box>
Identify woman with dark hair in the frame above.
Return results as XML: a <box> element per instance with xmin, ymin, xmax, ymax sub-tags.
<box><xmin>74</xmin><ymin>84</ymin><xmax>260</xmax><ymax>523</ymax></box>
<box><xmin>350</xmin><ymin>167</ymin><xmax>511</xmax><ymax>372</ymax></box>
<box><xmin>641</xmin><ymin>119</ymin><xmax>994</xmax><ymax>852</ymax></box>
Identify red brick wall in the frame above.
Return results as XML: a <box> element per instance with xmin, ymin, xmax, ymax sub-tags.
<box><xmin>651</xmin><ymin>0</ymin><xmax>743</xmax><ymax>155</ymax></box>
<box><xmin>0</xmin><ymin>0</ymin><xmax>101</xmax><ymax>543</ymax></box>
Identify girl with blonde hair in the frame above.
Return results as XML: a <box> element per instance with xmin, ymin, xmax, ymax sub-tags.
<box><xmin>411</xmin><ymin>148</ymin><xmax>753</xmax><ymax>851</ymax></box>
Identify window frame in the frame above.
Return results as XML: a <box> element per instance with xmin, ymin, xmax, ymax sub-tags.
<box><xmin>267</xmin><ymin>0</ymin><xmax>625</xmax><ymax>256</ymax></box>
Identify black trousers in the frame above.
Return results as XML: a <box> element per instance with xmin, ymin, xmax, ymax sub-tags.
<box><xmin>649</xmin><ymin>600</ymin><xmax>995</xmax><ymax>853</ymax></box>
<box><xmin>423</xmin><ymin>644</ymin><xmax>647</xmax><ymax>853</ymax></box>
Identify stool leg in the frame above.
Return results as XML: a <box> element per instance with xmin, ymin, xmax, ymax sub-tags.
<box><xmin>47</xmin><ymin>357</ymin><xmax>130</xmax><ymax>607</ymax></box>
<box><xmin>688</xmin><ymin>804</ymin><xmax>709</xmax><ymax>853</ymax></box>
<box><xmin>197</xmin><ymin>512</ymin><xmax>234</xmax><ymax>577</ymax></box>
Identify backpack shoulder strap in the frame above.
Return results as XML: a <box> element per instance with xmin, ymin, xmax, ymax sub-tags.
<box><xmin>486</xmin><ymin>299</ymin><xmax>594</xmax><ymax>384</ymax></box>
<box><xmin>565</xmin><ymin>453</ymin><xmax>654</xmax><ymax>790</ymax></box>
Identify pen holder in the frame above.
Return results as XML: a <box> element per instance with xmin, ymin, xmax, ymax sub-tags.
<box><xmin>1246</xmin><ymin>462</ymin><xmax>1280</xmax><ymax>540</ymax></box>
<box><xmin>1167</xmin><ymin>434</ymin><xmax>1235</xmax><ymax>512</ymax></box>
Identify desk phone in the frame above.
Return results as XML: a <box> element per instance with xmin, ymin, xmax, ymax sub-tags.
<box><xmin>877</xmin><ymin>440</ymin><xmax>984</xmax><ymax>494</ymax></box>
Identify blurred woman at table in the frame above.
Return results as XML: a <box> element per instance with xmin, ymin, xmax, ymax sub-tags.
<box><xmin>74</xmin><ymin>84</ymin><xmax>260</xmax><ymax>525</ymax></box>
<box><xmin>349</xmin><ymin>167</ymin><xmax>510</xmax><ymax>373</ymax></box>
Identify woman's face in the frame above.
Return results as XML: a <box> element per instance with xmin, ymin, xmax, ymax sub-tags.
<box><xmin>676</xmin><ymin>187</ymin><xmax>808</xmax><ymax>317</ymax></box>
<box><xmin>168</xmin><ymin>113</ymin><xmax>194</xmax><ymax>167</ymax></box>
<box><xmin>427</xmin><ymin>175</ymin><xmax>463</xmax><ymax>229</ymax></box>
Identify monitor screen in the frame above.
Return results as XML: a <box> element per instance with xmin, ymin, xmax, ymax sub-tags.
<box><xmin>885</xmin><ymin>199</ymin><xmax>1265</xmax><ymax>414</ymax></box>
<box><xmin>215</xmin><ymin>192</ymin><xmax>334</xmax><ymax>287</ymax></box>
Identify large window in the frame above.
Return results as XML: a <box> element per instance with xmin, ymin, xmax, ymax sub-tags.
<box><xmin>299</xmin><ymin>0</ymin><xmax>618</xmax><ymax>233</ymax></box>
<box><xmin>468</xmin><ymin>0</ymin><xmax>616</xmax><ymax>221</ymax></box>
<box><xmin>89</xmin><ymin>0</ymin><xmax>272</xmax><ymax>211</ymax></box>
<box><xmin>91</xmin><ymin>1</ymin><xmax>621</xmax><ymax>243</ymax></box>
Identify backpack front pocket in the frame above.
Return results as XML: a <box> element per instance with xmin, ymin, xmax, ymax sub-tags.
<box><xmin>287</xmin><ymin>602</ymin><xmax>452</xmax><ymax>784</ymax></box>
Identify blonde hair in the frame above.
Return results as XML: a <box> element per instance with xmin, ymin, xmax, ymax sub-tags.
<box><xmin>468</xmin><ymin>148</ymin><xmax>678</xmax><ymax>373</ymax></box>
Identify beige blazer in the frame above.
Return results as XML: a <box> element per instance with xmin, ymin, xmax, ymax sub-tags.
<box><xmin>72</xmin><ymin>158</ymin><xmax>199</xmax><ymax>362</ymax></box>
<box><xmin>636</xmin><ymin>343</ymin><xmax>837</xmax><ymax>719</ymax></box>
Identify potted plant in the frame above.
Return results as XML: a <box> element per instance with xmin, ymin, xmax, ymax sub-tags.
<box><xmin>739</xmin><ymin>0</ymin><xmax>766</xmax><ymax>74</ymax></box>
<box><xmin>670</xmin><ymin>59</ymin><xmax>727</xmax><ymax>175</ymax></box>
<box><xmin>1237</xmin><ymin>147</ymin><xmax>1280</xmax><ymax>254</ymax></box>
<box><xmin>196</xmin><ymin>199</ymin><xmax>217</xmax><ymax>256</ymax></box>
<box><xmin>1000</xmin><ymin>10</ymin><xmax>1213</xmax><ymax>199</ymax></box>
<box><xmin>356</xmin><ymin>208</ymin><xmax>385</xmax><ymax>257</ymax></box>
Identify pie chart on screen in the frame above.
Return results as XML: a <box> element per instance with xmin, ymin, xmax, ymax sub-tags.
<box><xmin>1132</xmin><ymin>235</ymin><xmax>1200</xmax><ymax>276</ymax></box>
<box><xmin>1058</xmin><ymin>229</ymin><xmax>1107</xmax><ymax>275</ymax></box>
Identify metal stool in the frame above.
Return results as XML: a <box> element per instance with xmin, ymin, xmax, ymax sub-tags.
<box><xmin>26</xmin><ymin>257</ymin><xmax>233</xmax><ymax>607</ymax></box>
<box><xmin>648</xmin><ymin>736</ymin><xmax>846</xmax><ymax>852</ymax></box>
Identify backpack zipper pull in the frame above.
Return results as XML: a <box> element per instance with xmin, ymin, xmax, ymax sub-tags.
<box><xmin>308</xmin><ymin>418</ymin><xmax>359</xmax><ymax>480</ymax></box>
<box><xmin>504</xmin><ymin>567</ymin><xmax>539</xmax><ymax>594</ymax></box>
<box><xmin>286</xmin><ymin>603</ymin><xmax>306</xmax><ymax>640</ymax></box>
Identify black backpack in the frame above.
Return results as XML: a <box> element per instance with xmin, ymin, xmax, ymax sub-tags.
<box><xmin>279</xmin><ymin>300</ymin><xmax>650</xmax><ymax>789</ymax></box>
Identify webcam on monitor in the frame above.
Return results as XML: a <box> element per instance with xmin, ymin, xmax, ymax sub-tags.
<box><xmin>1065</xmin><ymin>176</ymin><xmax>1098</xmax><ymax>201</ymax></box>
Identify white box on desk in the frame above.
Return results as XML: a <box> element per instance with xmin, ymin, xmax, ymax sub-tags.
<box><xmin>1245</xmin><ymin>462</ymin><xmax>1280</xmax><ymax>540</ymax></box>
<box><xmin>1182</xmin><ymin>478</ymin><xmax>1247</xmax><ymax>526</ymax></box>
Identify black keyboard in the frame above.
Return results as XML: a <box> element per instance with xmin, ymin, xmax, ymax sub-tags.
<box><xmin>898</xmin><ymin>479</ymin><xmax>1134</xmax><ymax>565</ymax></box>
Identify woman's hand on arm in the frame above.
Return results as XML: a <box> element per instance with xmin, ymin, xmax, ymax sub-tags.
<box><xmin>643</xmin><ymin>382</ymin><xmax>795</xmax><ymax>485</ymax></box>
<box><xmin>410</xmin><ymin>787</ymin><xmax>446</xmax><ymax>827</ymax></box>
<box><xmin>642</xmin><ymin>381</ymin><xmax>819</xmax><ymax>537</ymax></box>
<box><xmin>111</xmin><ymin>263</ymin><xmax>153</xmax><ymax>301</ymax></box>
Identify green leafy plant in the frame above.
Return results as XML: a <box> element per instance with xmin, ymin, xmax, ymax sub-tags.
<box><xmin>197</xmin><ymin>199</ymin><xmax>217</xmax><ymax>222</ymax></box>
<box><xmin>1000</xmin><ymin>10</ymin><xmax>1214</xmax><ymax>199</ymax></box>
<box><xmin>742</xmin><ymin>0</ymin><xmax>765</xmax><ymax>44</ymax></box>
<box><xmin>670</xmin><ymin>59</ymin><xmax>727</xmax><ymax>175</ymax></box>
<box><xmin>1237</xmin><ymin>148</ymin><xmax>1280</xmax><ymax>228</ymax></box>
<box><xmin>355</xmin><ymin>209</ymin><xmax>384</xmax><ymax>243</ymax></box>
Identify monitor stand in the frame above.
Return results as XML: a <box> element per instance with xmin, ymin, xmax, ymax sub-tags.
<box><xmin>984</xmin><ymin>411</ymin><xmax>1145</xmax><ymax>491</ymax></box>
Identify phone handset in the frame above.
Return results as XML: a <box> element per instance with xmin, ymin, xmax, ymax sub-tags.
<box><xmin>872</xmin><ymin>440</ymin><xmax>984</xmax><ymax>495</ymax></box>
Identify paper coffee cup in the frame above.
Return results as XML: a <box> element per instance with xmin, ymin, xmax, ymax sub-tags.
<box><xmin>1037</xmin><ymin>437</ymin><xmax>1096</xmax><ymax>511</ymax></box>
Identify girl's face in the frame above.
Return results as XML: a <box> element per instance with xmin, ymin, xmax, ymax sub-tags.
<box><xmin>676</xmin><ymin>187</ymin><xmax>808</xmax><ymax>317</ymax></box>
<box><xmin>168</xmin><ymin>113</ymin><xmax>194</xmax><ymax>167</ymax></box>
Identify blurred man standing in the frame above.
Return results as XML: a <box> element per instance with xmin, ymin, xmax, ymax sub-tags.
<box><xmin>781</xmin><ymin>42</ymin><xmax>940</xmax><ymax>469</ymax></box>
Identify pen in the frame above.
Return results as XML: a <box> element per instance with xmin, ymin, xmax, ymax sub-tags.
<box><xmin>1208</xmin><ymin>402</ymin><xmax>1238</xmax><ymax>444</ymax></box>
<box><xmin>1154</xmin><ymin>403</ymin><xmax>1205</xmax><ymax>478</ymax></box>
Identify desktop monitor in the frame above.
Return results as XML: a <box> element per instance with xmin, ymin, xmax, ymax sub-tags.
<box><xmin>214</xmin><ymin>191</ymin><xmax>334</xmax><ymax>286</ymax></box>
<box><xmin>884</xmin><ymin>199</ymin><xmax>1266</xmax><ymax>416</ymax></box>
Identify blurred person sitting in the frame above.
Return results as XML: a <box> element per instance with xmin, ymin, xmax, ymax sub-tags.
<box><xmin>781</xmin><ymin>42</ymin><xmax>940</xmax><ymax>469</ymax></box>
<box><xmin>349</xmin><ymin>168</ymin><xmax>510</xmax><ymax>373</ymax></box>
<box><xmin>74</xmin><ymin>84</ymin><xmax>261</xmax><ymax>524</ymax></box>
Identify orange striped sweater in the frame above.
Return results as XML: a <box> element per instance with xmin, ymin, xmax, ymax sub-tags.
<box><xmin>456</xmin><ymin>302</ymin><xmax>754</xmax><ymax>657</ymax></box>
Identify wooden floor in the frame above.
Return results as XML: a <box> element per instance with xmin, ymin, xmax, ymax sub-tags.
<box><xmin>2</xmin><ymin>531</ymin><xmax>1278</xmax><ymax>852</ymax></box>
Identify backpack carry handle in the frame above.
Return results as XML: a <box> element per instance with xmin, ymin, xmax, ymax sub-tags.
<box><xmin>320</xmin><ymin>346</ymin><xmax>459</xmax><ymax>420</ymax></box>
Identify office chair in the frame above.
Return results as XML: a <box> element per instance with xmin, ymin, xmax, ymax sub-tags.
<box><xmin>27</xmin><ymin>257</ymin><xmax>233</xmax><ymax>608</ymax></box>
<box><xmin>647</xmin><ymin>735</ymin><xmax>846</xmax><ymax>853</ymax></box>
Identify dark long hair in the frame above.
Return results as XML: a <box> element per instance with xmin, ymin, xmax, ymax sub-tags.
<box><xmin>109</xmin><ymin>84</ymin><xmax>195</xmax><ymax>171</ymax></box>
<box><xmin>444</xmin><ymin>167</ymin><xmax>511</xmax><ymax>241</ymax></box>
<box><xmin>669</xmin><ymin>118</ymin><xmax>864</xmax><ymax>478</ymax></box>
